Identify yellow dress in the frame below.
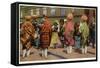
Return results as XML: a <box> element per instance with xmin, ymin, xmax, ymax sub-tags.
<box><xmin>50</xmin><ymin>32</ymin><xmax>59</xmax><ymax>48</ymax></box>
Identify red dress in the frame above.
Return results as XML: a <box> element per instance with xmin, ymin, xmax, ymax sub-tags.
<box><xmin>40</xmin><ymin>19</ymin><xmax>52</xmax><ymax>49</ymax></box>
<box><xmin>64</xmin><ymin>21</ymin><xmax>75</xmax><ymax>46</ymax></box>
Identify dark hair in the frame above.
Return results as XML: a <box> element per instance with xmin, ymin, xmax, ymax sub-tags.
<box><xmin>59</xmin><ymin>19</ymin><xmax>64</xmax><ymax>26</ymax></box>
<box><xmin>60</xmin><ymin>19</ymin><xmax>64</xmax><ymax>23</ymax></box>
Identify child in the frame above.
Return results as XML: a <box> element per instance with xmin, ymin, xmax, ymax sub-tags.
<box><xmin>50</xmin><ymin>20</ymin><xmax>60</xmax><ymax>48</ymax></box>
<box><xmin>74</xmin><ymin>23</ymin><xmax>81</xmax><ymax>51</ymax></box>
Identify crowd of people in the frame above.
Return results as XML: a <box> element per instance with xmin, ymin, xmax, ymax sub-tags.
<box><xmin>20</xmin><ymin>13</ymin><xmax>96</xmax><ymax>59</ymax></box>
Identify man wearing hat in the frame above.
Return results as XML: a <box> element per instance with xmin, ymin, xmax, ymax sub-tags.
<box><xmin>79</xmin><ymin>14</ymin><xmax>89</xmax><ymax>54</ymax></box>
<box><xmin>40</xmin><ymin>16</ymin><xmax>52</xmax><ymax>58</ymax></box>
<box><xmin>20</xmin><ymin>15</ymin><xmax>35</xmax><ymax>58</ymax></box>
<box><xmin>64</xmin><ymin>13</ymin><xmax>75</xmax><ymax>54</ymax></box>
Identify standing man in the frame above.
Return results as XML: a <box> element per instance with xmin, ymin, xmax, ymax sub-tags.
<box><xmin>20</xmin><ymin>16</ymin><xmax>35</xmax><ymax>58</ymax></box>
<box><xmin>64</xmin><ymin>13</ymin><xmax>75</xmax><ymax>54</ymax></box>
<box><xmin>32</xmin><ymin>15</ymin><xmax>40</xmax><ymax>48</ymax></box>
<box><xmin>89</xmin><ymin>17</ymin><xmax>96</xmax><ymax>48</ymax></box>
<box><xmin>40</xmin><ymin>16</ymin><xmax>52</xmax><ymax>58</ymax></box>
<box><xmin>79</xmin><ymin>14</ymin><xmax>89</xmax><ymax>54</ymax></box>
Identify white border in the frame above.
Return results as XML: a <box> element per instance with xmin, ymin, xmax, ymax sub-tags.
<box><xmin>18</xmin><ymin>4</ymin><xmax>96</xmax><ymax>64</ymax></box>
<box><xmin>19</xmin><ymin>57</ymin><xmax>96</xmax><ymax>64</ymax></box>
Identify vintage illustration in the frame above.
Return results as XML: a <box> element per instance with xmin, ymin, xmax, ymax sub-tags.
<box><xmin>19</xmin><ymin>4</ymin><xmax>96</xmax><ymax>64</ymax></box>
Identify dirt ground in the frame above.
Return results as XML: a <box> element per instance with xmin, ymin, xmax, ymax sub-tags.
<box><xmin>20</xmin><ymin>46</ymin><xmax>96</xmax><ymax>61</ymax></box>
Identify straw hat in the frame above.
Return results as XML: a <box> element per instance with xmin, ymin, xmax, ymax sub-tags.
<box><xmin>24</xmin><ymin>15</ymin><xmax>32</xmax><ymax>20</ymax></box>
<box><xmin>81</xmin><ymin>14</ymin><xmax>88</xmax><ymax>21</ymax></box>
<box><xmin>24</xmin><ymin>15</ymin><xmax>33</xmax><ymax>22</ymax></box>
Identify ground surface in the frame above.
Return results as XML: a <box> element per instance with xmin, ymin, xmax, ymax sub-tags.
<box><xmin>20</xmin><ymin>46</ymin><xmax>96</xmax><ymax>61</ymax></box>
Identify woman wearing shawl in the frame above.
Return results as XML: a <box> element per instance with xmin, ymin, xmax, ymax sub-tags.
<box><xmin>64</xmin><ymin>13</ymin><xmax>75</xmax><ymax>54</ymax></box>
